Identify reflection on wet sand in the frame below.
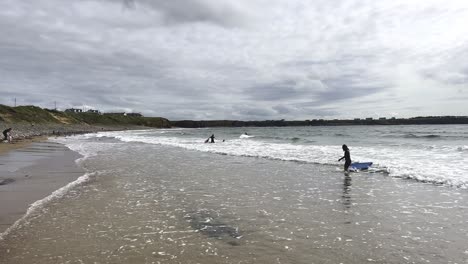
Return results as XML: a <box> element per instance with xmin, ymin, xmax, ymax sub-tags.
<box><xmin>342</xmin><ymin>174</ymin><xmax>352</xmax><ymax>210</ymax></box>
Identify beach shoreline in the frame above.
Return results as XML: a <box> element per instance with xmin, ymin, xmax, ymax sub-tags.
<box><xmin>0</xmin><ymin>123</ymin><xmax>151</xmax><ymax>235</ymax></box>
<box><xmin>0</xmin><ymin>136</ymin><xmax>49</xmax><ymax>155</ymax></box>
<box><xmin>0</xmin><ymin>122</ymin><xmax>155</xmax><ymax>162</ymax></box>
<box><xmin>1</xmin><ymin>140</ymin><xmax>467</xmax><ymax>263</ymax></box>
<box><xmin>0</xmin><ymin>140</ymin><xmax>85</xmax><ymax>235</ymax></box>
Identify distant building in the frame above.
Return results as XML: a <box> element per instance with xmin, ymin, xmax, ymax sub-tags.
<box><xmin>379</xmin><ymin>117</ymin><xmax>387</xmax><ymax>120</ymax></box>
<box><xmin>354</xmin><ymin>118</ymin><xmax>361</xmax><ymax>120</ymax></box>
<box><xmin>87</xmin><ymin>109</ymin><xmax>100</xmax><ymax>114</ymax></box>
<box><xmin>365</xmin><ymin>117</ymin><xmax>373</xmax><ymax>121</ymax></box>
<box><xmin>65</xmin><ymin>108</ymin><xmax>82</xmax><ymax>113</ymax></box>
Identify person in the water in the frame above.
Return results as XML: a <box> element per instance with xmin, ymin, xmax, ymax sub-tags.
<box><xmin>205</xmin><ymin>134</ymin><xmax>215</xmax><ymax>143</ymax></box>
<box><xmin>338</xmin><ymin>144</ymin><xmax>351</xmax><ymax>171</ymax></box>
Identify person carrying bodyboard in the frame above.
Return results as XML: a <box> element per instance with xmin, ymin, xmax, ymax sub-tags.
<box><xmin>338</xmin><ymin>144</ymin><xmax>351</xmax><ymax>172</ymax></box>
<box><xmin>205</xmin><ymin>134</ymin><xmax>215</xmax><ymax>143</ymax></box>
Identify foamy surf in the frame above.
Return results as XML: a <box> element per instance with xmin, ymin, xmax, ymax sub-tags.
<box><xmin>92</xmin><ymin>126</ymin><xmax>468</xmax><ymax>189</ymax></box>
<box><xmin>2</xmin><ymin>130</ymin><xmax>468</xmax><ymax>264</ymax></box>
<box><xmin>0</xmin><ymin>172</ymin><xmax>94</xmax><ymax>241</ymax></box>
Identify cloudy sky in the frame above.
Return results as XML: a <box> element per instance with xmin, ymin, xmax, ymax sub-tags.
<box><xmin>1</xmin><ymin>0</ymin><xmax>467</xmax><ymax>120</ymax></box>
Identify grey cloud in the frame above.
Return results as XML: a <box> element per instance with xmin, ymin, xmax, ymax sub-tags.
<box><xmin>1</xmin><ymin>0</ymin><xmax>467</xmax><ymax>120</ymax></box>
<box><xmin>318</xmin><ymin>76</ymin><xmax>387</xmax><ymax>102</ymax></box>
<box><xmin>421</xmin><ymin>48</ymin><xmax>468</xmax><ymax>86</ymax></box>
<box><xmin>245</xmin><ymin>77</ymin><xmax>325</xmax><ymax>102</ymax></box>
<box><xmin>272</xmin><ymin>105</ymin><xmax>293</xmax><ymax>115</ymax></box>
<box><xmin>271</xmin><ymin>102</ymin><xmax>340</xmax><ymax>118</ymax></box>
<box><xmin>271</xmin><ymin>104</ymin><xmax>338</xmax><ymax>118</ymax></box>
<box><xmin>233</xmin><ymin>106</ymin><xmax>277</xmax><ymax>119</ymax></box>
<box><xmin>121</xmin><ymin>0</ymin><xmax>250</xmax><ymax>27</ymax></box>
<box><xmin>446</xmin><ymin>96</ymin><xmax>468</xmax><ymax>101</ymax></box>
<box><xmin>280</xmin><ymin>54</ymin><xmax>378</xmax><ymax>69</ymax></box>
<box><xmin>301</xmin><ymin>107</ymin><xmax>340</xmax><ymax>118</ymax></box>
<box><xmin>425</xmin><ymin>71</ymin><xmax>468</xmax><ymax>85</ymax></box>
<box><xmin>245</xmin><ymin>81</ymin><xmax>307</xmax><ymax>101</ymax></box>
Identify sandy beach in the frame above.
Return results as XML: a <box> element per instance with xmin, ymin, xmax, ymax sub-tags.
<box><xmin>0</xmin><ymin>133</ymin><xmax>467</xmax><ymax>263</ymax></box>
<box><xmin>1</xmin><ymin>0</ymin><xmax>466</xmax><ymax>262</ymax></box>
<box><xmin>0</xmin><ymin>140</ymin><xmax>84</xmax><ymax>234</ymax></box>
<box><xmin>0</xmin><ymin>136</ymin><xmax>49</xmax><ymax>155</ymax></box>
<box><xmin>0</xmin><ymin>122</ymin><xmax>146</xmax><ymax>235</ymax></box>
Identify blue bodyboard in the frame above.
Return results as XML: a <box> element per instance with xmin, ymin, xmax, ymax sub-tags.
<box><xmin>350</xmin><ymin>162</ymin><xmax>373</xmax><ymax>170</ymax></box>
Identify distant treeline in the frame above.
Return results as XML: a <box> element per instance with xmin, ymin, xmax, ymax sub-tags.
<box><xmin>171</xmin><ymin>116</ymin><xmax>468</xmax><ymax>128</ymax></box>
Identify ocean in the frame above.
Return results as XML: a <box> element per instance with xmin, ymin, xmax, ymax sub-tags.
<box><xmin>1</xmin><ymin>125</ymin><xmax>468</xmax><ymax>263</ymax></box>
<box><xmin>98</xmin><ymin>124</ymin><xmax>468</xmax><ymax>188</ymax></box>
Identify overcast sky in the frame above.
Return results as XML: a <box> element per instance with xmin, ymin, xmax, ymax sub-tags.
<box><xmin>1</xmin><ymin>0</ymin><xmax>467</xmax><ymax>120</ymax></box>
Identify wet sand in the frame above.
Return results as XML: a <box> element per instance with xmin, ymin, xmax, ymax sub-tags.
<box><xmin>0</xmin><ymin>142</ymin><xmax>467</xmax><ymax>263</ymax></box>
<box><xmin>0</xmin><ymin>140</ymin><xmax>83</xmax><ymax>234</ymax></box>
<box><xmin>0</xmin><ymin>136</ymin><xmax>48</xmax><ymax>155</ymax></box>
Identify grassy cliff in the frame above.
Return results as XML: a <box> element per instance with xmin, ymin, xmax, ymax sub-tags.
<box><xmin>0</xmin><ymin>104</ymin><xmax>171</xmax><ymax>128</ymax></box>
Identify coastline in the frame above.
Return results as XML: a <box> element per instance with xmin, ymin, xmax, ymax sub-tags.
<box><xmin>0</xmin><ymin>122</ymin><xmax>151</xmax><ymax>158</ymax></box>
<box><xmin>0</xmin><ymin>136</ymin><xmax>48</xmax><ymax>155</ymax></box>
<box><xmin>0</xmin><ymin>123</ymin><xmax>149</xmax><ymax>236</ymax></box>
<box><xmin>1</xmin><ymin>142</ymin><xmax>468</xmax><ymax>263</ymax></box>
<box><xmin>0</xmin><ymin>139</ymin><xmax>85</xmax><ymax>235</ymax></box>
<box><xmin>1</xmin><ymin>122</ymin><xmax>148</xmax><ymax>141</ymax></box>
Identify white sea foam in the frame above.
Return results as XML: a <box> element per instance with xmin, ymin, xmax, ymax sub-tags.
<box><xmin>50</xmin><ymin>134</ymin><xmax>122</xmax><ymax>163</ymax></box>
<box><xmin>0</xmin><ymin>172</ymin><xmax>94</xmax><ymax>241</ymax></box>
<box><xmin>457</xmin><ymin>146</ymin><xmax>468</xmax><ymax>152</ymax></box>
<box><xmin>89</xmin><ymin>129</ymin><xmax>468</xmax><ymax>189</ymax></box>
<box><xmin>0</xmin><ymin>135</ymin><xmax>120</xmax><ymax>240</ymax></box>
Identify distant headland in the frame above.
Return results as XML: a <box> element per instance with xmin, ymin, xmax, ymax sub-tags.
<box><xmin>0</xmin><ymin>104</ymin><xmax>170</xmax><ymax>128</ymax></box>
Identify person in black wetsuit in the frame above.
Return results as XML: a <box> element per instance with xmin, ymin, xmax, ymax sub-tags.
<box><xmin>2</xmin><ymin>128</ymin><xmax>12</xmax><ymax>142</ymax></box>
<box><xmin>338</xmin><ymin>144</ymin><xmax>351</xmax><ymax>171</ymax></box>
<box><xmin>206</xmin><ymin>134</ymin><xmax>215</xmax><ymax>143</ymax></box>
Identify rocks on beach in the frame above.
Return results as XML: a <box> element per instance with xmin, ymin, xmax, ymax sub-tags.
<box><xmin>0</xmin><ymin>122</ymin><xmax>141</xmax><ymax>143</ymax></box>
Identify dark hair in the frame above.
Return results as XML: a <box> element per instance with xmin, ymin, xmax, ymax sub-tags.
<box><xmin>342</xmin><ymin>144</ymin><xmax>349</xmax><ymax>151</ymax></box>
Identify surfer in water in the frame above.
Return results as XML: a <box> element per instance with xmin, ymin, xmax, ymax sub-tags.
<box><xmin>338</xmin><ymin>144</ymin><xmax>351</xmax><ymax>172</ymax></box>
<box><xmin>205</xmin><ymin>134</ymin><xmax>215</xmax><ymax>143</ymax></box>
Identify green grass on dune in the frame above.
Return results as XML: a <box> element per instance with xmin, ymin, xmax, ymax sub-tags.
<box><xmin>0</xmin><ymin>104</ymin><xmax>171</xmax><ymax>128</ymax></box>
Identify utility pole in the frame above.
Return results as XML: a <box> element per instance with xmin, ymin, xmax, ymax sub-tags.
<box><xmin>54</xmin><ymin>101</ymin><xmax>57</xmax><ymax>110</ymax></box>
<box><xmin>14</xmin><ymin>98</ymin><xmax>16</xmax><ymax>107</ymax></box>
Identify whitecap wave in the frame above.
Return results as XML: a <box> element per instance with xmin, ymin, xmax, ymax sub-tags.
<box><xmin>85</xmin><ymin>130</ymin><xmax>468</xmax><ymax>189</ymax></box>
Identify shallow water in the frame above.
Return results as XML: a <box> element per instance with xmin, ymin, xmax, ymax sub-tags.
<box><xmin>97</xmin><ymin>125</ymin><xmax>468</xmax><ymax>188</ymax></box>
<box><xmin>0</xmin><ymin>142</ymin><xmax>83</xmax><ymax>234</ymax></box>
<box><xmin>1</xmin><ymin>136</ymin><xmax>468</xmax><ymax>263</ymax></box>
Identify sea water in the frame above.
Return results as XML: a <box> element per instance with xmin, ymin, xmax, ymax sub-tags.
<box><xmin>1</xmin><ymin>125</ymin><xmax>468</xmax><ymax>263</ymax></box>
<box><xmin>100</xmin><ymin>124</ymin><xmax>468</xmax><ymax>188</ymax></box>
